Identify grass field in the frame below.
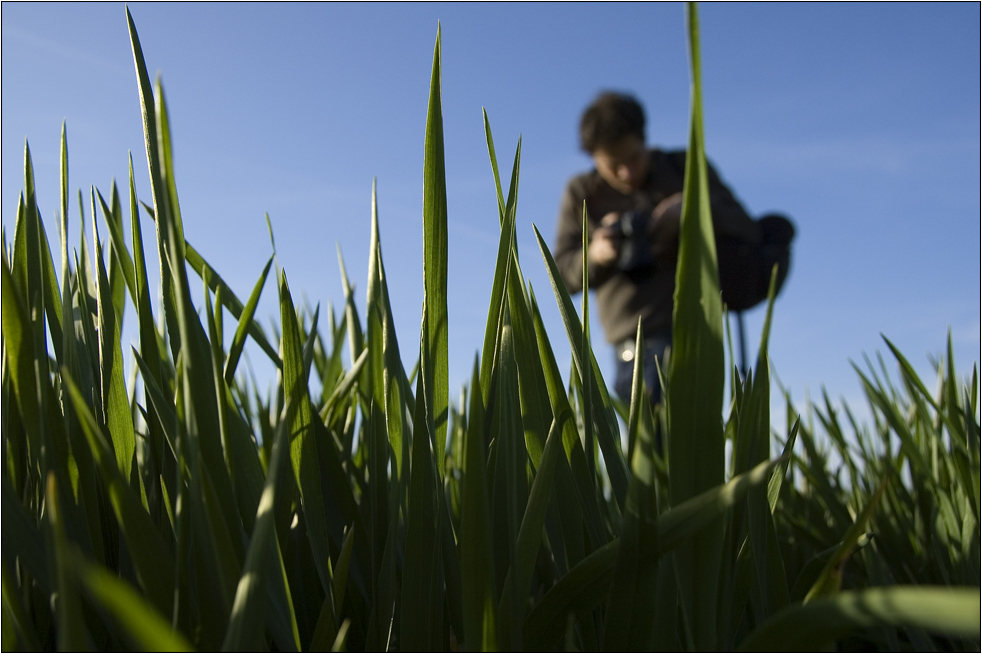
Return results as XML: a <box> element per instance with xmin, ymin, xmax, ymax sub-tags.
<box><xmin>2</xmin><ymin>5</ymin><xmax>978</xmax><ymax>651</ymax></box>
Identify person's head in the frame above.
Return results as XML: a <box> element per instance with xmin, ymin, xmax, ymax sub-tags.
<box><xmin>580</xmin><ymin>91</ymin><xmax>649</xmax><ymax>194</ymax></box>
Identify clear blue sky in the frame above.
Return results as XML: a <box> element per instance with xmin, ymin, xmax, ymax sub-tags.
<box><xmin>3</xmin><ymin>2</ymin><xmax>979</xmax><ymax>428</ymax></box>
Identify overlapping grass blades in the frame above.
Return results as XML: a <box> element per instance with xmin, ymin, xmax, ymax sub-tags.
<box><xmin>1</xmin><ymin>4</ymin><xmax>978</xmax><ymax>652</ymax></box>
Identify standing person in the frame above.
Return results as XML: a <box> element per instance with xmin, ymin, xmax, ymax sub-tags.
<box><xmin>553</xmin><ymin>91</ymin><xmax>793</xmax><ymax>405</ymax></box>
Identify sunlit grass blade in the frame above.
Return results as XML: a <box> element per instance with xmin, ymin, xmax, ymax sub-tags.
<box><xmin>479</xmin><ymin>124</ymin><xmax>518</xmax><ymax>404</ymax></box>
<box><xmin>20</xmin><ymin>143</ymin><xmax>63</xmax><ymax>362</ymax></box>
<box><xmin>738</xmin><ymin>586</ymin><xmax>981</xmax><ymax>652</ymax></box>
<box><xmin>97</xmin><ymin>187</ymin><xmax>138</xmax><ymax>310</ymax></box>
<box><xmin>279</xmin><ymin>270</ymin><xmax>334</xmax><ymax>595</ymax></box>
<box><xmin>422</xmin><ymin>23</ymin><xmax>450</xmax><ymax>471</ymax></box>
<box><xmin>93</xmin><ymin>218</ymin><xmax>135</xmax><ymax>481</ymax></box>
<box><xmin>1</xmin><ymin>247</ymin><xmax>42</xmax><ymax>472</ymax></box>
<box><xmin>379</xmin><ymin>239</ymin><xmax>408</xmax><ymax>477</ymax></box>
<box><xmin>127</xmin><ymin>6</ymin><xmax>183</xmax><ymax>362</ymax></box>
<box><xmin>129</xmin><ymin>153</ymin><xmax>169</xmax><ymax>490</ymax></box>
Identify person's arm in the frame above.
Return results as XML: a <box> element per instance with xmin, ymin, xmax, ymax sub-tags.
<box><xmin>553</xmin><ymin>180</ymin><xmax>620</xmax><ymax>293</ymax></box>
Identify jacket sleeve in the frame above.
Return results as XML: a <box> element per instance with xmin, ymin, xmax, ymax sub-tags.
<box><xmin>553</xmin><ymin>178</ymin><xmax>618</xmax><ymax>294</ymax></box>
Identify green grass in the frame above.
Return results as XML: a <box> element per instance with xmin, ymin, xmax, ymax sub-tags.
<box><xmin>2</xmin><ymin>4</ymin><xmax>978</xmax><ymax>651</ymax></box>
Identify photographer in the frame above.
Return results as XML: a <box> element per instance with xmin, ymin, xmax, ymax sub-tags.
<box><xmin>554</xmin><ymin>91</ymin><xmax>793</xmax><ymax>404</ymax></box>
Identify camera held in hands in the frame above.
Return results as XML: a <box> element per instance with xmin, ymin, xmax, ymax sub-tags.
<box><xmin>608</xmin><ymin>211</ymin><xmax>654</xmax><ymax>271</ymax></box>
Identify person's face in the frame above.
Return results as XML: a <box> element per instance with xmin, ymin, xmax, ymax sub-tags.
<box><xmin>591</xmin><ymin>135</ymin><xmax>648</xmax><ymax>194</ymax></box>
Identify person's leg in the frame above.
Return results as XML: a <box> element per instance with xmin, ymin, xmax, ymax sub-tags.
<box><xmin>642</xmin><ymin>335</ymin><xmax>671</xmax><ymax>405</ymax></box>
<box><xmin>614</xmin><ymin>335</ymin><xmax>671</xmax><ymax>405</ymax></box>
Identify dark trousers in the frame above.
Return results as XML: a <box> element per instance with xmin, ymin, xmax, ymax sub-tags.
<box><xmin>613</xmin><ymin>334</ymin><xmax>672</xmax><ymax>406</ymax></box>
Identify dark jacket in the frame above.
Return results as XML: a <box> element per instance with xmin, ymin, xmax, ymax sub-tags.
<box><xmin>553</xmin><ymin>148</ymin><xmax>763</xmax><ymax>345</ymax></box>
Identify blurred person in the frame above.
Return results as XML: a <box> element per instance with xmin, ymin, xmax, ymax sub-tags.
<box><xmin>554</xmin><ymin>91</ymin><xmax>794</xmax><ymax>406</ymax></box>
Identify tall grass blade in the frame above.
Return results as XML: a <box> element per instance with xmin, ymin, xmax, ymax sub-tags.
<box><xmin>279</xmin><ymin>271</ymin><xmax>333</xmax><ymax>595</ymax></box>
<box><xmin>93</xmin><ymin>221</ymin><xmax>135</xmax><ymax>481</ymax></box>
<box><xmin>126</xmin><ymin>7</ymin><xmax>182</xmax><ymax>361</ymax></box>
<box><xmin>667</xmin><ymin>4</ymin><xmax>726</xmax><ymax>649</ymax></box>
<box><xmin>422</xmin><ymin>23</ymin><xmax>450</xmax><ymax>471</ymax></box>
<box><xmin>224</xmin><ymin>256</ymin><xmax>273</xmax><ymax>384</ymax></box>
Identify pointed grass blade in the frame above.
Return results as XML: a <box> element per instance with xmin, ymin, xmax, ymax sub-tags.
<box><xmin>279</xmin><ymin>271</ymin><xmax>333</xmax><ymax>595</ymax></box>
<box><xmin>185</xmin><ymin>240</ymin><xmax>280</xmax><ymax>367</ymax></box>
<box><xmin>224</xmin><ymin>256</ymin><xmax>274</xmax><ymax>384</ymax></box>
<box><xmin>667</xmin><ymin>5</ymin><xmax>727</xmax><ymax>649</ymax></box>
<box><xmin>422</xmin><ymin>23</ymin><xmax>450</xmax><ymax>471</ymax></box>
<box><xmin>76</xmin><ymin>553</ymin><xmax>193</xmax><ymax>652</ymax></box>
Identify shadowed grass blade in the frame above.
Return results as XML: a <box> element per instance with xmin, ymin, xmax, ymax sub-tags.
<box><xmin>63</xmin><ymin>371</ymin><xmax>175</xmax><ymax>617</ymax></box>
<box><xmin>603</xmin><ymin>322</ymin><xmax>661</xmax><ymax>651</ymax></box>
<box><xmin>401</xmin><ymin>364</ymin><xmax>444</xmax><ymax>651</ymax></box>
<box><xmin>76</xmin><ymin>553</ymin><xmax>193</xmax><ymax>652</ymax></box>
<box><xmin>460</xmin><ymin>357</ymin><xmax>497</xmax><ymax>651</ymax></box>
<box><xmin>223</xmin><ymin>398</ymin><xmax>300</xmax><ymax>652</ymax></box>
<box><xmin>524</xmin><ymin>455</ymin><xmax>782</xmax><ymax>651</ymax></box>
<box><xmin>532</xmin><ymin>224</ymin><xmax>629</xmax><ymax>506</ymax></box>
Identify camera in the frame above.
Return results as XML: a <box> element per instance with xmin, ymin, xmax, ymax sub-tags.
<box><xmin>609</xmin><ymin>211</ymin><xmax>653</xmax><ymax>271</ymax></box>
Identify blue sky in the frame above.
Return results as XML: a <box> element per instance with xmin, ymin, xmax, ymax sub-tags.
<box><xmin>3</xmin><ymin>2</ymin><xmax>979</xmax><ymax>429</ymax></box>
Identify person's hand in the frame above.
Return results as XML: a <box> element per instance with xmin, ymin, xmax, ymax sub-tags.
<box><xmin>649</xmin><ymin>193</ymin><xmax>682</xmax><ymax>259</ymax></box>
<box><xmin>588</xmin><ymin>212</ymin><xmax>622</xmax><ymax>267</ymax></box>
